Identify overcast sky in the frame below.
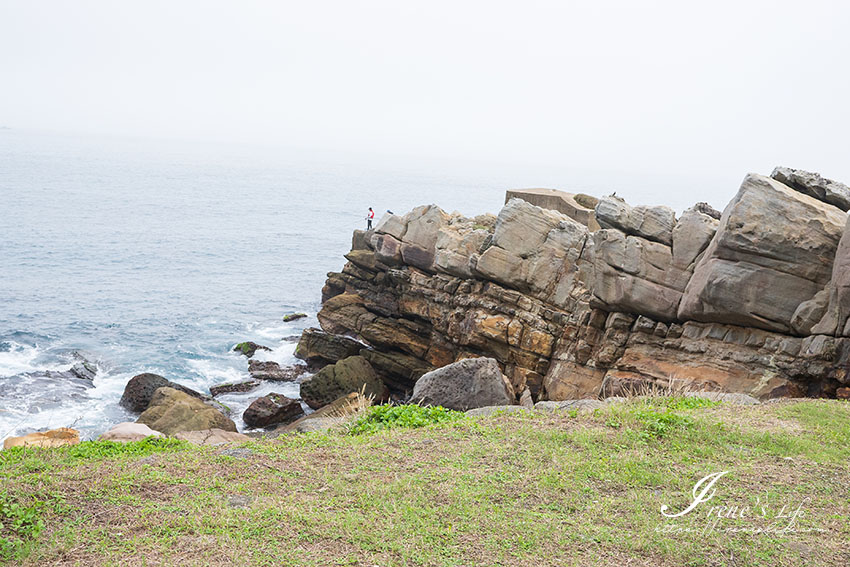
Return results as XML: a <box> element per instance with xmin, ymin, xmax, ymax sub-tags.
<box><xmin>1</xmin><ymin>0</ymin><xmax>849</xmax><ymax>211</ymax></box>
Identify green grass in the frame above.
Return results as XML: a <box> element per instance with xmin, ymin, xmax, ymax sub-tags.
<box><xmin>347</xmin><ymin>404</ymin><xmax>465</xmax><ymax>435</ymax></box>
<box><xmin>0</xmin><ymin>399</ymin><xmax>848</xmax><ymax>566</ymax></box>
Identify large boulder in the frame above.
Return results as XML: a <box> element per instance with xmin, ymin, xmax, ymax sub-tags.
<box><xmin>678</xmin><ymin>174</ymin><xmax>846</xmax><ymax>332</ymax></box>
<box><xmin>299</xmin><ymin>355</ymin><xmax>387</xmax><ymax>409</ymax></box>
<box><xmin>771</xmin><ymin>166</ymin><xmax>850</xmax><ymax>212</ymax></box>
<box><xmin>295</xmin><ymin>328</ymin><xmax>363</xmax><ymax>366</ymax></box>
<box><xmin>242</xmin><ymin>393</ymin><xmax>304</xmax><ymax>428</ymax></box>
<box><xmin>475</xmin><ymin>198</ymin><xmax>587</xmax><ymax>304</ymax></box>
<box><xmin>137</xmin><ymin>387</ymin><xmax>237</xmax><ymax>436</ymax></box>
<box><xmin>411</xmin><ymin>357</ymin><xmax>515</xmax><ymax>411</ymax></box>
<box><xmin>99</xmin><ymin>422</ymin><xmax>164</xmax><ymax>443</ymax></box>
<box><xmin>591</xmin><ymin>229</ymin><xmax>685</xmax><ymax>321</ymax></box>
<box><xmin>120</xmin><ymin>373</ymin><xmax>205</xmax><ymax>413</ymax></box>
<box><xmin>399</xmin><ymin>205</ymin><xmax>451</xmax><ymax>271</ymax></box>
<box><xmin>3</xmin><ymin>427</ymin><xmax>80</xmax><ymax>450</ymax></box>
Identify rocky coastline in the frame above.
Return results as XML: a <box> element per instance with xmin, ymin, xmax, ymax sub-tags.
<box><xmin>6</xmin><ymin>166</ymin><xmax>850</xmax><ymax>448</ymax></box>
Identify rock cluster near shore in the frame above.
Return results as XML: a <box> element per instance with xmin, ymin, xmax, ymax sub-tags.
<box><xmin>304</xmin><ymin>167</ymin><xmax>850</xmax><ymax>405</ymax></box>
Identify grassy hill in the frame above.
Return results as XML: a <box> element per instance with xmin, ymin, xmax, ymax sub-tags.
<box><xmin>1</xmin><ymin>398</ymin><xmax>848</xmax><ymax>566</ymax></box>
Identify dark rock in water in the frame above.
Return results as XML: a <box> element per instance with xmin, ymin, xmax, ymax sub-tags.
<box><xmin>69</xmin><ymin>361</ymin><xmax>97</xmax><ymax>381</ymax></box>
<box><xmin>209</xmin><ymin>379</ymin><xmax>261</xmax><ymax>397</ymax></box>
<box><xmin>248</xmin><ymin>360</ymin><xmax>307</xmax><ymax>382</ymax></box>
<box><xmin>232</xmin><ymin>342</ymin><xmax>271</xmax><ymax>358</ymax></box>
<box><xmin>295</xmin><ymin>328</ymin><xmax>363</xmax><ymax>367</ymax></box>
<box><xmin>137</xmin><ymin>387</ymin><xmax>236</xmax><ymax>435</ymax></box>
<box><xmin>242</xmin><ymin>393</ymin><xmax>304</xmax><ymax>428</ymax></box>
<box><xmin>120</xmin><ymin>373</ymin><xmax>205</xmax><ymax>413</ymax></box>
<box><xmin>411</xmin><ymin>357</ymin><xmax>515</xmax><ymax>411</ymax></box>
<box><xmin>299</xmin><ymin>355</ymin><xmax>387</xmax><ymax>409</ymax></box>
<box><xmin>283</xmin><ymin>313</ymin><xmax>308</xmax><ymax>322</ymax></box>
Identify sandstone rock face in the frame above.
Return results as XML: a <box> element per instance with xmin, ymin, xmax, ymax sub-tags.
<box><xmin>307</xmin><ymin>168</ymin><xmax>850</xmax><ymax>403</ymax></box>
<box><xmin>242</xmin><ymin>394</ymin><xmax>304</xmax><ymax>428</ymax></box>
<box><xmin>411</xmin><ymin>358</ymin><xmax>515</xmax><ymax>411</ymax></box>
<box><xmin>299</xmin><ymin>356</ymin><xmax>387</xmax><ymax>409</ymax></box>
<box><xmin>679</xmin><ymin>174</ymin><xmax>846</xmax><ymax>332</ymax></box>
<box><xmin>137</xmin><ymin>387</ymin><xmax>237</xmax><ymax>436</ymax></box>
<box><xmin>3</xmin><ymin>427</ymin><xmax>80</xmax><ymax>450</ymax></box>
<box><xmin>120</xmin><ymin>373</ymin><xmax>205</xmax><ymax>413</ymax></box>
<box><xmin>295</xmin><ymin>328</ymin><xmax>364</xmax><ymax>366</ymax></box>
<box><xmin>812</xmin><ymin>216</ymin><xmax>850</xmax><ymax>337</ymax></box>
<box><xmin>99</xmin><ymin>422</ymin><xmax>164</xmax><ymax>443</ymax></box>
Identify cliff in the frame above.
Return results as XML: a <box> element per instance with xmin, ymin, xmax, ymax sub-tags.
<box><xmin>308</xmin><ymin>167</ymin><xmax>850</xmax><ymax>403</ymax></box>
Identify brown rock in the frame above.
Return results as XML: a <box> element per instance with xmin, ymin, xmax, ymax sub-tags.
<box><xmin>4</xmin><ymin>427</ymin><xmax>80</xmax><ymax>450</ymax></box>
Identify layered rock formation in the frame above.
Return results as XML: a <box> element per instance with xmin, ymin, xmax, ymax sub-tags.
<box><xmin>306</xmin><ymin>168</ymin><xmax>849</xmax><ymax>403</ymax></box>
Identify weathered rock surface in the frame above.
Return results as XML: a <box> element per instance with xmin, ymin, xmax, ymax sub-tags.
<box><xmin>120</xmin><ymin>373</ymin><xmax>206</xmax><ymax>413</ymax></box>
<box><xmin>137</xmin><ymin>387</ymin><xmax>237</xmax><ymax>436</ymax></box>
<box><xmin>3</xmin><ymin>427</ymin><xmax>80</xmax><ymax>450</ymax></box>
<box><xmin>305</xmin><ymin>168</ymin><xmax>850</xmax><ymax>404</ymax></box>
<box><xmin>595</xmin><ymin>195</ymin><xmax>677</xmax><ymax>245</ymax></box>
<box><xmin>248</xmin><ymin>360</ymin><xmax>306</xmax><ymax>382</ymax></box>
<box><xmin>812</xmin><ymin>216</ymin><xmax>850</xmax><ymax>338</ymax></box>
<box><xmin>242</xmin><ymin>393</ymin><xmax>304</xmax><ymax>428</ymax></box>
<box><xmin>299</xmin><ymin>356</ymin><xmax>387</xmax><ymax>409</ymax></box>
<box><xmin>411</xmin><ymin>358</ymin><xmax>515</xmax><ymax>411</ymax></box>
<box><xmin>283</xmin><ymin>312</ymin><xmax>307</xmax><ymax>322</ymax></box>
<box><xmin>99</xmin><ymin>422</ymin><xmax>164</xmax><ymax>442</ymax></box>
<box><xmin>295</xmin><ymin>328</ymin><xmax>363</xmax><ymax>366</ymax></box>
<box><xmin>772</xmin><ymin>166</ymin><xmax>850</xmax><ymax>212</ymax></box>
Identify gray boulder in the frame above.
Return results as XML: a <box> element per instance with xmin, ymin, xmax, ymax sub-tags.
<box><xmin>679</xmin><ymin>174</ymin><xmax>846</xmax><ymax>332</ymax></box>
<box><xmin>411</xmin><ymin>357</ymin><xmax>515</xmax><ymax>411</ymax></box>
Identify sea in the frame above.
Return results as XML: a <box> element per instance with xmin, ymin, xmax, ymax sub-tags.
<box><xmin>0</xmin><ymin>129</ymin><xmax>544</xmax><ymax>439</ymax></box>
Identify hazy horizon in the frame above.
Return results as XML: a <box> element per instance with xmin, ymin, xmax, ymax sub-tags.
<box><xmin>2</xmin><ymin>0</ymin><xmax>849</xmax><ymax>212</ymax></box>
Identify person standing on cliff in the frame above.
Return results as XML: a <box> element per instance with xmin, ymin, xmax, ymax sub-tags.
<box><xmin>366</xmin><ymin>207</ymin><xmax>375</xmax><ymax>230</ymax></box>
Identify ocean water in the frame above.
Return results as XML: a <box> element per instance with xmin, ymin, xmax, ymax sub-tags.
<box><xmin>0</xmin><ymin>130</ymin><xmax>509</xmax><ymax>439</ymax></box>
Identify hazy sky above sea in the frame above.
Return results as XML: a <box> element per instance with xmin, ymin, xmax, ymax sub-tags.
<box><xmin>1</xmin><ymin>0</ymin><xmax>849</xmax><ymax>211</ymax></box>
